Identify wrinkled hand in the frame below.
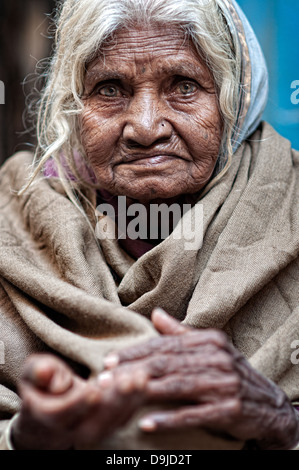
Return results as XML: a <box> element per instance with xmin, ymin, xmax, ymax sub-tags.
<box><xmin>103</xmin><ymin>309</ymin><xmax>299</xmax><ymax>450</ymax></box>
<box><xmin>12</xmin><ymin>353</ymin><xmax>147</xmax><ymax>450</ymax></box>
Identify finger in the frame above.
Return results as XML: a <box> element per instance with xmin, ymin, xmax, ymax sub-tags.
<box><xmin>21</xmin><ymin>354</ymin><xmax>74</xmax><ymax>394</ymax></box>
<box><xmin>151</xmin><ymin>308</ymin><xmax>189</xmax><ymax>336</ymax></box>
<box><xmin>74</xmin><ymin>388</ymin><xmax>145</xmax><ymax>449</ymax></box>
<box><xmin>103</xmin><ymin>309</ymin><xmax>189</xmax><ymax>369</ymax></box>
<box><xmin>74</xmin><ymin>373</ymin><xmax>148</xmax><ymax>448</ymax></box>
<box><xmin>97</xmin><ymin>367</ymin><xmax>148</xmax><ymax>394</ymax></box>
<box><xmin>105</xmin><ymin>341</ymin><xmax>232</xmax><ymax>379</ymax></box>
<box><xmin>19</xmin><ymin>377</ymin><xmax>100</xmax><ymax>428</ymax></box>
<box><xmin>139</xmin><ymin>399</ymin><xmax>241</xmax><ymax>432</ymax></box>
<box><xmin>145</xmin><ymin>372</ymin><xmax>240</xmax><ymax>402</ymax></box>
<box><xmin>104</xmin><ymin>329</ymin><xmax>229</xmax><ymax>368</ymax></box>
<box><xmin>122</xmin><ymin>350</ymin><xmax>235</xmax><ymax>383</ymax></box>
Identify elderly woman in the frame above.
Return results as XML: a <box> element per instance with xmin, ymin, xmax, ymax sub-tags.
<box><xmin>0</xmin><ymin>0</ymin><xmax>298</xmax><ymax>451</ymax></box>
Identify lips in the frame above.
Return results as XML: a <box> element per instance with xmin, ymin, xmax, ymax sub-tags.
<box><xmin>125</xmin><ymin>155</ymin><xmax>177</xmax><ymax>165</ymax></box>
<box><xmin>120</xmin><ymin>152</ymin><xmax>186</xmax><ymax>165</ymax></box>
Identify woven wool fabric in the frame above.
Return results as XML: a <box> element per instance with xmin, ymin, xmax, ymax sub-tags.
<box><xmin>0</xmin><ymin>122</ymin><xmax>298</xmax><ymax>449</ymax></box>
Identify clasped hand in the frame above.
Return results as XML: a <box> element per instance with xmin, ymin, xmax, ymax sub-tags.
<box><xmin>13</xmin><ymin>309</ymin><xmax>299</xmax><ymax>450</ymax></box>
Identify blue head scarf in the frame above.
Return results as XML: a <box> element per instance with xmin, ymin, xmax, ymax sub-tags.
<box><xmin>218</xmin><ymin>0</ymin><xmax>269</xmax><ymax>152</ymax></box>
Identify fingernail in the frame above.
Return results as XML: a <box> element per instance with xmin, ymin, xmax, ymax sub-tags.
<box><xmin>139</xmin><ymin>417</ymin><xmax>157</xmax><ymax>432</ymax></box>
<box><xmin>104</xmin><ymin>354</ymin><xmax>119</xmax><ymax>369</ymax></box>
<box><xmin>97</xmin><ymin>371</ymin><xmax>113</xmax><ymax>388</ymax></box>
<box><xmin>152</xmin><ymin>307</ymin><xmax>168</xmax><ymax>317</ymax></box>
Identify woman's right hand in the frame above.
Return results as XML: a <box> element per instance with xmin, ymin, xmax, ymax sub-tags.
<box><xmin>11</xmin><ymin>353</ymin><xmax>147</xmax><ymax>450</ymax></box>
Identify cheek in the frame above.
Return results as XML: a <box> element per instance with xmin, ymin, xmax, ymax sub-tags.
<box><xmin>79</xmin><ymin>105</ymin><xmax>119</xmax><ymax>167</ymax></box>
<box><xmin>181</xmin><ymin>105</ymin><xmax>222</xmax><ymax>161</ymax></box>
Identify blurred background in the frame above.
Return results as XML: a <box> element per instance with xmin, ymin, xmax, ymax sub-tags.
<box><xmin>0</xmin><ymin>0</ymin><xmax>298</xmax><ymax>165</ymax></box>
<box><xmin>238</xmin><ymin>0</ymin><xmax>299</xmax><ymax>151</ymax></box>
<box><xmin>0</xmin><ymin>0</ymin><xmax>55</xmax><ymax>165</ymax></box>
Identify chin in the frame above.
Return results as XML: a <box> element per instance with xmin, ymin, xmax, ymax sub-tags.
<box><xmin>117</xmin><ymin>185</ymin><xmax>184</xmax><ymax>203</ymax></box>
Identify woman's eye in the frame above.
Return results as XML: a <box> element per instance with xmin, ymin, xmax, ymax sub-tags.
<box><xmin>98</xmin><ymin>85</ymin><xmax>121</xmax><ymax>97</ymax></box>
<box><xmin>177</xmin><ymin>82</ymin><xmax>198</xmax><ymax>95</ymax></box>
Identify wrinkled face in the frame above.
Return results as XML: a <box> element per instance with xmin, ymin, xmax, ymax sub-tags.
<box><xmin>80</xmin><ymin>24</ymin><xmax>223</xmax><ymax>202</ymax></box>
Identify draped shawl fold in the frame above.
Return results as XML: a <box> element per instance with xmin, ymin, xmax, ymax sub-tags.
<box><xmin>0</xmin><ymin>0</ymin><xmax>298</xmax><ymax>451</ymax></box>
<box><xmin>0</xmin><ymin>122</ymin><xmax>298</xmax><ymax>449</ymax></box>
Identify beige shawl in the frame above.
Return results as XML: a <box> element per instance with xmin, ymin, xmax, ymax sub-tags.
<box><xmin>0</xmin><ymin>122</ymin><xmax>298</xmax><ymax>449</ymax></box>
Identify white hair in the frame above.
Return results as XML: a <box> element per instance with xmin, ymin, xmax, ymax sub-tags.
<box><xmin>22</xmin><ymin>0</ymin><xmax>242</xmax><ymax>211</ymax></box>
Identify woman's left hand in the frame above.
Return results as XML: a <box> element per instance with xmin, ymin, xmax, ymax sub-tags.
<box><xmin>103</xmin><ymin>309</ymin><xmax>299</xmax><ymax>450</ymax></box>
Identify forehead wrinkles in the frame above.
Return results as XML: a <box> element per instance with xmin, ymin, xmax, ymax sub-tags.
<box><xmin>97</xmin><ymin>25</ymin><xmax>200</xmax><ymax>66</ymax></box>
<box><xmin>101</xmin><ymin>26</ymin><xmax>189</xmax><ymax>57</ymax></box>
<box><xmin>87</xmin><ymin>25</ymin><xmax>210</xmax><ymax>81</ymax></box>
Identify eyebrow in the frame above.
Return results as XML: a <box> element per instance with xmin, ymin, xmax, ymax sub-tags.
<box><xmin>85</xmin><ymin>60</ymin><xmax>210</xmax><ymax>86</ymax></box>
<box><xmin>156</xmin><ymin>62</ymin><xmax>209</xmax><ymax>81</ymax></box>
<box><xmin>85</xmin><ymin>69</ymin><xmax>128</xmax><ymax>84</ymax></box>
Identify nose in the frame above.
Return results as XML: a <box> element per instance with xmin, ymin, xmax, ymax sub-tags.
<box><xmin>122</xmin><ymin>93</ymin><xmax>173</xmax><ymax>147</ymax></box>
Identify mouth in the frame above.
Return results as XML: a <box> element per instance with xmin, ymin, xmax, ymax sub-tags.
<box><xmin>120</xmin><ymin>153</ymin><xmax>185</xmax><ymax>165</ymax></box>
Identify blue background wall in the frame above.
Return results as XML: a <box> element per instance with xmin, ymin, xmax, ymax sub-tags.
<box><xmin>237</xmin><ymin>0</ymin><xmax>299</xmax><ymax>150</ymax></box>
